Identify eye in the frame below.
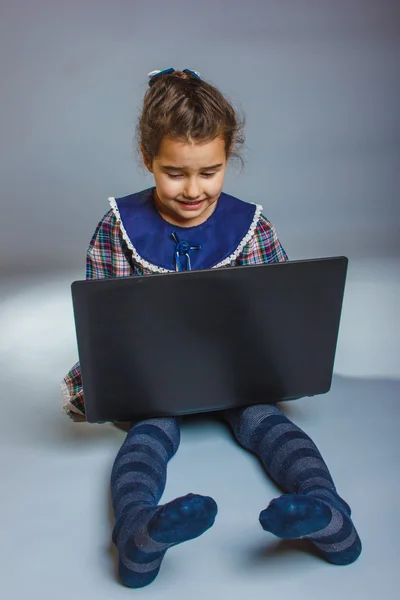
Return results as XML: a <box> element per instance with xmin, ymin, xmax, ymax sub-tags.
<box><xmin>166</xmin><ymin>172</ymin><xmax>216</xmax><ymax>179</ymax></box>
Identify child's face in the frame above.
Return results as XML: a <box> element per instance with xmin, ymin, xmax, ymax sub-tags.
<box><xmin>143</xmin><ymin>136</ymin><xmax>228</xmax><ymax>227</ymax></box>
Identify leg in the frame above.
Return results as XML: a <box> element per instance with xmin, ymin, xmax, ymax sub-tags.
<box><xmin>223</xmin><ymin>404</ymin><xmax>361</xmax><ymax>565</ymax></box>
<box><xmin>111</xmin><ymin>417</ymin><xmax>218</xmax><ymax>588</ymax></box>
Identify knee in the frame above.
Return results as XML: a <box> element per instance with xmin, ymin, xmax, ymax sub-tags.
<box><xmin>130</xmin><ymin>416</ymin><xmax>181</xmax><ymax>456</ymax></box>
<box><xmin>229</xmin><ymin>404</ymin><xmax>283</xmax><ymax>449</ymax></box>
<box><xmin>239</xmin><ymin>404</ymin><xmax>283</xmax><ymax>429</ymax></box>
<box><xmin>160</xmin><ymin>417</ymin><xmax>181</xmax><ymax>452</ymax></box>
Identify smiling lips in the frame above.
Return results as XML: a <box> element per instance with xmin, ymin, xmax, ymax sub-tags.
<box><xmin>178</xmin><ymin>199</ymin><xmax>206</xmax><ymax>210</ymax></box>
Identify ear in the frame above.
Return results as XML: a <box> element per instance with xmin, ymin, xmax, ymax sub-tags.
<box><xmin>140</xmin><ymin>145</ymin><xmax>154</xmax><ymax>173</ymax></box>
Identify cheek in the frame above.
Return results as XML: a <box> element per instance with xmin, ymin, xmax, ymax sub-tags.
<box><xmin>208</xmin><ymin>172</ymin><xmax>225</xmax><ymax>195</ymax></box>
<box><xmin>156</xmin><ymin>176</ymin><xmax>179</xmax><ymax>198</ymax></box>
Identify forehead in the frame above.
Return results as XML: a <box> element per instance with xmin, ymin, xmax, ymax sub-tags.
<box><xmin>156</xmin><ymin>136</ymin><xmax>226</xmax><ymax>168</ymax></box>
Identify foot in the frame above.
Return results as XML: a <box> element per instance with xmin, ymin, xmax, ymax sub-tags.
<box><xmin>119</xmin><ymin>493</ymin><xmax>218</xmax><ymax>588</ymax></box>
<box><xmin>259</xmin><ymin>493</ymin><xmax>362</xmax><ymax>565</ymax></box>
<box><xmin>149</xmin><ymin>493</ymin><xmax>218</xmax><ymax>544</ymax></box>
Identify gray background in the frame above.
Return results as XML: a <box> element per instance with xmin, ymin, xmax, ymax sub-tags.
<box><xmin>0</xmin><ymin>1</ymin><xmax>399</xmax><ymax>599</ymax></box>
<box><xmin>0</xmin><ymin>0</ymin><xmax>399</xmax><ymax>273</ymax></box>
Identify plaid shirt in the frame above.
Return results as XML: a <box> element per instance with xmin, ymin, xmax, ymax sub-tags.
<box><xmin>61</xmin><ymin>206</ymin><xmax>288</xmax><ymax>415</ymax></box>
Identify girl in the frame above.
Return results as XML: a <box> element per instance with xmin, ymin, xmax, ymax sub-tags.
<box><xmin>62</xmin><ymin>68</ymin><xmax>362</xmax><ymax>589</ymax></box>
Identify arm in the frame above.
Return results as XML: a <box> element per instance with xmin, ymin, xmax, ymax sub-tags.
<box><xmin>61</xmin><ymin>210</ymin><xmax>134</xmax><ymax>420</ymax></box>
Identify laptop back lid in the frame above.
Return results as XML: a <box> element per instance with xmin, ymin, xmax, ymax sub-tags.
<box><xmin>71</xmin><ymin>257</ymin><xmax>348</xmax><ymax>422</ymax></box>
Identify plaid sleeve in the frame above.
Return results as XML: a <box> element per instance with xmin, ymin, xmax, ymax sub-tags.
<box><xmin>61</xmin><ymin>361</ymin><xmax>85</xmax><ymax>415</ymax></box>
<box><xmin>61</xmin><ymin>209</ymin><xmax>134</xmax><ymax>416</ymax></box>
<box><xmin>235</xmin><ymin>214</ymin><xmax>289</xmax><ymax>265</ymax></box>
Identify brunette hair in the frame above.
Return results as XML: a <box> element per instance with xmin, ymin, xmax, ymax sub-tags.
<box><xmin>136</xmin><ymin>70</ymin><xmax>245</xmax><ymax>169</ymax></box>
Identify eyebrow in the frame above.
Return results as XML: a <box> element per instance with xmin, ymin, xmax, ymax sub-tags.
<box><xmin>160</xmin><ymin>163</ymin><xmax>224</xmax><ymax>171</ymax></box>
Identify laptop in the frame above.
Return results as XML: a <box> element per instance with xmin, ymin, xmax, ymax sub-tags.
<box><xmin>71</xmin><ymin>257</ymin><xmax>348</xmax><ymax>423</ymax></box>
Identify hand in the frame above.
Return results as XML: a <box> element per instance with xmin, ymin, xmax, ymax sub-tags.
<box><xmin>66</xmin><ymin>409</ymin><xmax>86</xmax><ymax>423</ymax></box>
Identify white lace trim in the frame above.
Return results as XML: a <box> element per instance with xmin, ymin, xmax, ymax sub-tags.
<box><xmin>61</xmin><ymin>378</ymin><xmax>70</xmax><ymax>409</ymax></box>
<box><xmin>109</xmin><ymin>197</ymin><xmax>264</xmax><ymax>273</ymax></box>
<box><xmin>109</xmin><ymin>197</ymin><xmax>171</xmax><ymax>273</ymax></box>
<box><xmin>61</xmin><ymin>379</ymin><xmax>84</xmax><ymax>415</ymax></box>
<box><xmin>212</xmin><ymin>203</ymin><xmax>263</xmax><ymax>268</ymax></box>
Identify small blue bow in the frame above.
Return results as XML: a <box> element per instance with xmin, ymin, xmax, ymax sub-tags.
<box><xmin>171</xmin><ymin>232</ymin><xmax>202</xmax><ymax>271</ymax></box>
<box><xmin>148</xmin><ymin>68</ymin><xmax>201</xmax><ymax>87</ymax></box>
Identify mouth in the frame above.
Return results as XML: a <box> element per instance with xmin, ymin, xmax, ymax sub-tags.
<box><xmin>178</xmin><ymin>199</ymin><xmax>206</xmax><ymax>211</ymax></box>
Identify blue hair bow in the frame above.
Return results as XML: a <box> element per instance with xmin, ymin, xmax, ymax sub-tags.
<box><xmin>148</xmin><ymin>68</ymin><xmax>201</xmax><ymax>87</ymax></box>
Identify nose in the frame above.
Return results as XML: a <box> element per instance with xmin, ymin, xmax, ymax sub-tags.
<box><xmin>182</xmin><ymin>178</ymin><xmax>201</xmax><ymax>200</ymax></box>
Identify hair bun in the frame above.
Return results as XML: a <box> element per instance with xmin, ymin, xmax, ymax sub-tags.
<box><xmin>148</xmin><ymin>68</ymin><xmax>201</xmax><ymax>87</ymax></box>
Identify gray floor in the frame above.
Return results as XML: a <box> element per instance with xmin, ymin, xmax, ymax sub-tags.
<box><xmin>0</xmin><ymin>258</ymin><xmax>399</xmax><ymax>599</ymax></box>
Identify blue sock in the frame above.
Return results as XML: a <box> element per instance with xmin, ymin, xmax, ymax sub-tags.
<box><xmin>224</xmin><ymin>404</ymin><xmax>362</xmax><ymax>565</ymax></box>
<box><xmin>111</xmin><ymin>418</ymin><xmax>218</xmax><ymax>588</ymax></box>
